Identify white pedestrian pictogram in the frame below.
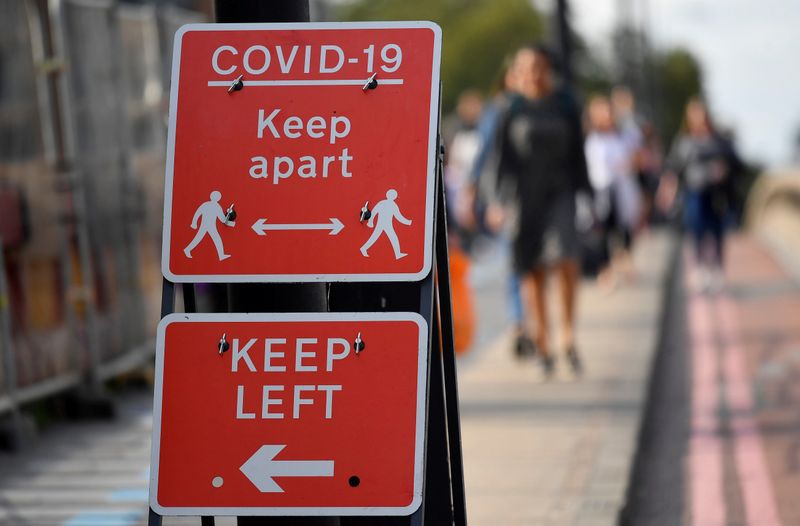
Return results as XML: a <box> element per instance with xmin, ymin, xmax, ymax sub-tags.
<box><xmin>360</xmin><ymin>189</ymin><xmax>412</xmax><ymax>259</ymax></box>
<box><xmin>184</xmin><ymin>190</ymin><xmax>236</xmax><ymax>261</ymax></box>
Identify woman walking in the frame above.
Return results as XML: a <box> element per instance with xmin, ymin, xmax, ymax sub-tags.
<box><xmin>486</xmin><ymin>45</ymin><xmax>592</xmax><ymax>375</ymax></box>
<box><xmin>658</xmin><ymin>98</ymin><xmax>740</xmax><ymax>292</ymax></box>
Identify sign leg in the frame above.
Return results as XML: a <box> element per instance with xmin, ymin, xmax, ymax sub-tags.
<box><xmin>160</xmin><ymin>278</ymin><xmax>176</xmax><ymax>319</ymax></box>
<box><xmin>434</xmin><ymin>178</ymin><xmax>468</xmax><ymax>526</ymax></box>
<box><xmin>183</xmin><ymin>283</ymin><xmax>196</xmax><ymax>313</ymax></box>
<box><xmin>148</xmin><ymin>507</ymin><xmax>162</xmax><ymax>526</ymax></box>
<box><xmin>422</xmin><ymin>309</ymin><xmax>456</xmax><ymax>525</ymax></box>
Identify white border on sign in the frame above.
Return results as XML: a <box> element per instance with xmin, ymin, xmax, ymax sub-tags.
<box><xmin>161</xmin><ymin>21</ymin><xmax>442</xmax><ymax>283</ymax></box>
<box><xmin>149</xmin><ymin>312</ymin><xmax>429</xmax><ymax>516</ymax></box>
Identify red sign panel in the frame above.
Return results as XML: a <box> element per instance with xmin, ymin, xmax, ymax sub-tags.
<box><xmin>150</xmin><ymin>313</ymin><xmax>428</xmax><ymax>516</ymax></box>
<box><xmin>161</xmin><ymin>22</ymin><xmax>441</xmax><ymax>282</ymax></box>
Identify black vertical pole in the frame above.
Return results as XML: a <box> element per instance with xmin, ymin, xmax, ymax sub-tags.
<box><xmin>212</xmin><ymin>5</ymin><xmax>334</xmax><ymax>526</ymax></box>
<box><xmin>214</xmin><ymin>1</ymin><xmax>309</xmax><ymax>23</ymax></box>
<box><xmin>215</xmin><ymin>0</ymin><xmax>326</xmax><ymax>319</ymax></box>
<box><xmin>555</xmin><ymin>0</ymin><xmax>573</xmax><ymax>89</ymax></box>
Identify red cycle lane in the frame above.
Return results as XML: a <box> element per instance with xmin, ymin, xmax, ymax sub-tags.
<box><xmin>687</xmin><ymin>233</ymin><xmax>800</xmax><ymax>525</ymax></box>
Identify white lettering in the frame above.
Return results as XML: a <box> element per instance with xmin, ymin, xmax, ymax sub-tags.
<box><xmin>232</xmin><ymin>338</ymin><xmax>257</xmax><ymax>372</ymax></box>
<box><xmin>307</xmin><ymin>116</ymin><xmax>326</xmax><ymax>138</ymax></box>
<box><xmin>236</xmin><ymin>385</ymin><xmax>255</xmax><ymax>419</ymax></box>
<box><xmin>322</xmin><ymin>156</ymin><xmax>334</xmax><ymax>178</ymax></box>
<box><xmin>293</xmin><ymin>385</ymin><xmax>315</xmax><ymax>419</ymax></box>
<box><xmin>249</xmin><ymin>156</ymin><xmax>268</xmax><ymax>179</ymax></box>
<box><xmin>261</xmin><ymin>385</ymin><xmax>284</xmax><ymax>419</ymax></box>
<box><xmin>284</xmin><ymin>116</ymin><xmax>303</xmax><ymax>139</ymax></box>
<box><xmin>319</xmin><ymin>45</ymin><xmax>345</xmax><ymax>74</ymax></box>
<box><xmin>326</xmin><ymin>338</ymin><xmax>350</xmax><ymax>371</ymax></box>
<box><xmin>318</xmin><ymin>385</ymin><xmax>342</xmax><ymax>419</ymax></box>
<box><xmin>303</xmin><ymin>45</ymin><xmax>312</xmax><ymax>73</ymax></box>
<box><xmin>264</xmin><ymin>338</ymin><xmax>286</xmax><ymax>372</ymax></box>
<box><xmin>257</xmin><ymin>108</ymin><xmax>281</xmax><ymax>139</ymax></box>
<box><xmin>339</xmin><ymin>148</ymin><xmax>353</xmax><ymax>177</ymax></box>
<box><xmin>212</xmin><ymin>45</ymin><xmax>237</xmax><ymax>76</ymax></box>
<box><xmin>297</xmin><ymin>156</ymin><xmax>316</xmax><ymax>178</ymax></box>
<box><xmin>243</xmin><ymin>45</ymin><xmax>270</xmax><ymax>75</ymax></box>
<box><xmin>274</xmin><ymin>157</ymin><xmax>294</xmax><ymax>184</ymax></box>
<box><xmin>295</xmin><ymin>338</ymin><xmax>318</xmax><ymax>372</ymax></box>
<box><xmin>330</xmin><ymin>116</ymin><xmax>351</xmax><ymax>144</ymax></box>
<box><xmin>276</xmin><ymin>45</ymin><xmax>298</xmax><ymax>73</ymax></box>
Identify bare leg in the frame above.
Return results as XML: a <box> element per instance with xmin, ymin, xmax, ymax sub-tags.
<box><xmin>556</xmin><ymin>259</ymin><xmax>579</xmax><ymax>350</ymax></box>
<box><xmin>184</xmin><ymin>229</ymin><xmax>207</xmax><ymax>257</ymax></box>
<box><xmin>208</xmin><ymin>229</ymin><xmax>229</xmax><ymax>260</ymax></box>
<box><xmin>385</xmin><ymin>229</ymin><xmax>406</xmax><ymax>259</ymax></box>
<box><xmin>360</xmin><ymin>227</ymin><xmax>383</xmax><ymax>256</ymax></box>
<box><xmin>521</xmin><ymin>267</ymin><xmax>549</xmax><ymax>357</ymax></box>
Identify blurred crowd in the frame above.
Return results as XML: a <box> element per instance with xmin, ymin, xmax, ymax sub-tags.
<box><xmin>443</xmin><ymin>44</ymin><xmax>743</xmax><ymax>375</ymax></box>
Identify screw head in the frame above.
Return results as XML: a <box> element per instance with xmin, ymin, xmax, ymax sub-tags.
<box><xmin>218</xmin><ymin>333</ymin><xmax>230</xmax><ymax>354</ymax></box>
<box><xmin>228</xmin><ymin>75</ymin><xmax>244</xmax><ymax>93</ymax></box>
<box><xmin>359</xmin><ymin>202</ymin><xmax>371</xmax><ymax>222</ymax></box>
<box><xmin>354</xmin><ymin>332</ymin><xmax>365</xmax><ymax>355</ymax></box>
<box><xmin>362</xmin><ymin>73</ymin><xmax>378</xmax><ymax>91</ymax></box>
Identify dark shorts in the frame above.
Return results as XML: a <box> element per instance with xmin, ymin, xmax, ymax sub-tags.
<box><xmin>513</xmin><ymin>193</ymin><xmax>579</xmax><ymax>273</ymax></box>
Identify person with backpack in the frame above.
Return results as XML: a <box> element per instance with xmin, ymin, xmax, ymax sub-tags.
<box><xmin>485</xmin><ymin>44</ymin><xmax>592</xmax><ymax>375</ymax></box>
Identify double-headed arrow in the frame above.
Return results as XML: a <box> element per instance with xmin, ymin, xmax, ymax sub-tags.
<box><xmin>251</xmin><ymin>218</ymin><xmax>344</xmax><ymax>236</ymax></box>
<box><xmin>240</xmin><ymin>444</ymin><xmax>334</xmax><ymax>493</ymax></box>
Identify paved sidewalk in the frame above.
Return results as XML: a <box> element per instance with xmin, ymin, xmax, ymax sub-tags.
<box><xmin>0</xmin><ymin>392</ymin><xmax>225</xmax><ymax>526</ymax></box>
<box><xmin>0</xmin><ymin>230</ymin><xmax>675</xmax><ymax>526</ymax></box>
<box><xmin>457</xmin><ymin>230</ymin><xmax>676</xmax><ymax>525</ymax></box>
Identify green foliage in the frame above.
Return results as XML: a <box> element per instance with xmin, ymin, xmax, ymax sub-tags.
<box><xmin>337</xmin><ymin>0</ymin><xmax>543</xmax><ymax>112</ymax></box>
<box><xmin>654</xmin><ymin>48</ymin><xmax>704</xmax><ymax>146</ymax></box>
<box><xmin>337</xmin><ymin>0</ymin><xmax>706</xmax><ymax>152</ymax></box>
<box><xmin>571</xmin><ymin>31</ymin><xmax>614</xmax><ymax>99</ymax></box>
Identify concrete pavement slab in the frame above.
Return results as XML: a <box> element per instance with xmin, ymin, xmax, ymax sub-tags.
<box><xmin>458</xmin><ymin>230</ymin><xmax>676</xmax><ymax>525</ymax></box>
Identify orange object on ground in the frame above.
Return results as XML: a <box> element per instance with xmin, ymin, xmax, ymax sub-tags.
<box><xmin>448</xmin><ymin>245</ymin><xmax>475</xmax><ymax>354</ymax></box>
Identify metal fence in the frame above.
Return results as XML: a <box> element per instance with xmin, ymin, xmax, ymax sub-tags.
<box><xmin>0</xmin><ymin>0</ymin><xmax>204</xmax><ymax>417</ymax></box>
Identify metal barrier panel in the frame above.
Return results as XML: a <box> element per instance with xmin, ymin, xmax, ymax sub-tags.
<box><xmin>0</xmin><ymin>0</ymin><xmax>206</xmax><ymax>415</ymax></box>
<box><xmin>59</xmin><ymin>0</ymin><xmax>146</xmax><ymax>364</ymax></box>
<box><xmin>156</xmin><ymin>5</ymin><xmax>205</xmax><ymax>92</ymax></box>
<box><xmin>118</xmin><ymin>4</ymin><xmax>166</xmax><ymax>343</ymax></box>
<box><xmin>52</xmin><ymin>0</ymin><xmax>205</xmax><ymax>379</ymax></box>
<box><xmin>0</xmin><ymin>0</ymin><xmax>76</xmax><ymax>395</ymax></box>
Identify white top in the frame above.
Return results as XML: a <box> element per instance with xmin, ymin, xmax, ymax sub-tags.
<box><xmin>584</xmin><ymin>131</ymin><xmax>631</xmax><ymax>191</ymax></box>
<box><xmin>584</xmin><ymin>130</ymin><xmax>641</xmax><ymax>228</ymax></box>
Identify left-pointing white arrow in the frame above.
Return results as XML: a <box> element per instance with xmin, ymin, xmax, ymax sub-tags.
<box><xmin>251</xmin><ymin>218</ymin><xmax>344</xmax><ymax>236</ymax></box>
<box><xmin>240</xmin><ymin>445</ymin><xmax>334</xmax><ymax>493</ymax></box>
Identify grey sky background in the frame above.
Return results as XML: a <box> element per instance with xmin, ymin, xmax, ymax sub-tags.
<box><xmin>568</xmin><ymin>0</ymin><xmax>800</xmax><ymax>167</ymax></box>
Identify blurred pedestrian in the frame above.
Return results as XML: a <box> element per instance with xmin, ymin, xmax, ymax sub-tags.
<box><xmin>486</xmin><ymin>45</ymin><xmax>592</xmax><ymax>375</ymax></box>
<box><xmin>445</xmin><ymin>90</ymin><xmax>484</xmax><ymax>241</ymax></box>
<box><xmin>658</xmin><ymin>97</ymin><xmax>741</xmax><ymax>292</ymax></box>
<box><xmin>584</xmin><ymin>95</ymin><xmax>640</xmax><ymax>290</ymax></box>
<box><xmin>611</xmin><ymin>86</ymin><xmax>660</xmax><ymax>228</ymax></box>
<box><xmin>443</xmin><ymin>91</ymin><xmax>483</xmax><ymax>354</ymax></box>
<box><xmin>635</xmin><ymin>122</ymin><xmax>665</xmax><ymax>224</ymax></box>
<box><xmin>467</xmin><ymin>58</ymin><xmax>531</xmax><ymax>358</ymax></box>
<box><xmin>611</xmin><ymin>87</ymin><xmax>644</xmax><ymax>156</ymax></box>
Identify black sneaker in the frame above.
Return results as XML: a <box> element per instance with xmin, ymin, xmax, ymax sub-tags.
<box><xmin>565</xmin><ymin>345</ymin><xmax>582</xmax><ymax>374</ymax></box>
<box><xmin>514</xmin><ymin>333</ymin><xmax>537</xmax><ymax>360</ymax></box>
<box><xmin>540</xmin><ymin>354</ymin><xmax>555</xmax><ymax>376</ymax></box>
